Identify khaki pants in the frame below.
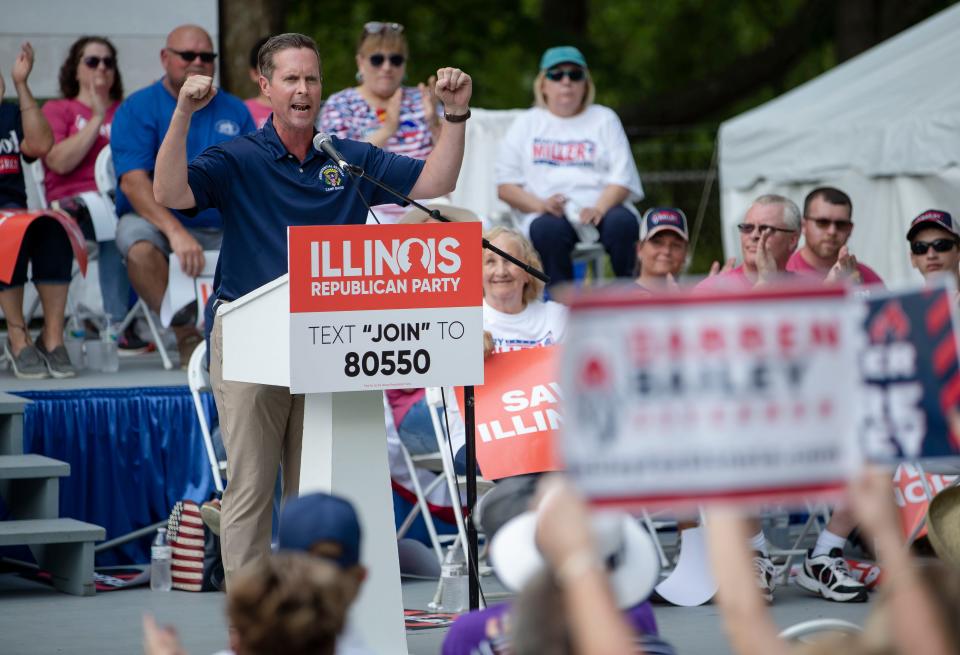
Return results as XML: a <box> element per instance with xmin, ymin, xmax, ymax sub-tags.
<box><xmin>210</xmin><ymin>313</ymin><xmax>305</xmax><ymax>584</ymax></box>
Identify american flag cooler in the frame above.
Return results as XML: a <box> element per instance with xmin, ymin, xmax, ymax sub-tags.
<box><xmin>166</xmin><ymin>500</ymin><xmax>207</xmax><ymax>592</ymax></box>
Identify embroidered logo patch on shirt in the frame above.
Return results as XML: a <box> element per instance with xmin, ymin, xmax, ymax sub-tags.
<box><xmin>215</xmin><ymin>119</ymin><xmax>240</xmax><ymax>136</ymax></box>
<box><xmin>320</xmin><ymin>163</ymin><xmax>344</xmax><ymax>191</ymax></box>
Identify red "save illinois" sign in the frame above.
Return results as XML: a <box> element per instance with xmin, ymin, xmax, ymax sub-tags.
<box><xmin>458</xmin><ymin>346</ymin><xmax>562</xmax><ymax>480</ymax></box>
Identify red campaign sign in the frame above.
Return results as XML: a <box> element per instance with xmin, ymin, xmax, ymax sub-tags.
<box><xmin>893</xmin><ymin>462</ymin><xmax>958</xmax><ymax>541</ymax></box>
<box><xmin>287</xmin><ymin>222</ymin><xmax>483</xmax><ymax>313</ymax></box>
<box><xmin>457</xmin><ymin>346</ymin><xmax>563</xmax><ymax>480</ymax></box>
<box><xmin>0</xmin><ymin>209</ymin><xmax>87</xmax><ymax>284</ymax></box>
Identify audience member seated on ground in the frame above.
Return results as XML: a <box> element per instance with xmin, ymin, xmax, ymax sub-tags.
<box><xmin>0</xmin><ymin>42</ymin><xmax>76</xmax><ymax>380</ymax></box>
<box><xmin>444</xmin><ymin>475</ymin><xmax>673</xmax><ymax>655</ymax></box>
<box><xmin>706</xmin><ymin>469</ymin><xmax>960</xmax><ymax>655</ymax></box>
<box><xmin>906</xmin><ymin>209</ymin><xmax>960</xmax><ymax>291</ymax></box>
<box><xmin>40</xmin><ymin>36</ymin><xmax>147</xmax><ymax>353</ymax></box>
<box><xmin>111</xmin><ymin>24</ymin><xmax>254</xmax><ymax>366</ymax></box>
<box><xmin>496</xmin><ymin>46</ymin><xmax>643</xmax><ymax>287</ymax></box>
<box><xmin>243</xmin><ymin>37</ymin><xmax>272</xmax><ymax>128</ymax></box>
<box><xmin>143</xmin><ymin>554</ymin><xmax>349</xmax><ymax>655</ymax></box>
<box><xmin>318</xmin><ymin>21</ymin><xmax>439</xmax><ymax>223</ymax></box>
<box><xmin>695</xmin><ymin>194</ymin><xmax>801</xmax><ymax>293</ymax></box>
<box><xmin>786</xmin><ymin>186</ymin><xmax>884</xmax><ymax>288</ymax></box>
<box><xmin>635</xmin><ymin>207</ymin><xmax>689</xmax><ymax>292</ymax></box>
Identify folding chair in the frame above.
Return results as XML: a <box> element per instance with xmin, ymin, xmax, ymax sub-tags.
<box><xmin>95</xmin><ymin>146</ymin><xmax>174</xmax><ymax>369</ymax></box>
<box><xmin>187</xmin><ymin>340</ymin><xmax>225</xmax><ymax>493</ymax></box>
<box><xmin>779</xmin><ymin>618</ymin><xmax>862</xmax><ymax>642</ymax></box>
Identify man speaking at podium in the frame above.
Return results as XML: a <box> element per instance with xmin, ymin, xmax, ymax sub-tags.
<box><xmin>153</xmin><ymin>32</ymin><xmax>473</xmax><ymax>584</ymax></box>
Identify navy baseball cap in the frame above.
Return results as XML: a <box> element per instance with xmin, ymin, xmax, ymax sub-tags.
<box><xmin>278</xmin><ymin>493</ymin><xmax>361</xmax><ymax>568</ymax></box>
<box><xmin>640</xmin><ymin>207</ymin><xmax>689</xmax><ymax>242</ymax></box>
<box><xmin>906</xmin><ymin>209</ymin><xmax>959</xmax><ymax>241</ymax></box>
<box><xmin>540</xmin><ymin>46</ymin><xmax>587</xmax><ymax>71</ymax></box>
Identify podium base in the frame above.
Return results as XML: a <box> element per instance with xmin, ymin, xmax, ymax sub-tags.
<box><xmin>301</xmin><ymin>391</ymin><xmax>408</xmax><ymax>655</ymax></box>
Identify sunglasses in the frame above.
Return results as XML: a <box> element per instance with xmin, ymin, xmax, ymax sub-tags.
<box><xmin>369</xmin><ymin>53</ymin><xmax>405</xmax><ymax>68</ymax></box>
<box><xmin>364</xmin><ymin>21</ymin><xmax>404</xmax><ymax>34</ymax></box>
<box><xmin>167</xmin><ymin>48</ymin><xmax>217</xmax><ymax>64</ymax></box>
<box><xmin>910</xmin><ymin>238</ymin><xmax>958</xmax><ymax>255</ymax></box>
<box><xmin>736</xmin><ymin>223</ymin><xmax>796</xmax><ymax>235</ymax></box>
<box><xmin>805</xmin><ymin>217</ymin><xmax>854</xmax><ymax>232</ymax></box>
<box><xmin>82</xmin><ymin>55</ymin><xmax>115</xmax><ymax>70</ymax></box>
<box><xmin>545</xmin><ymin>68</ymin><xmax>585</xmax><ymax>82</ymax></box>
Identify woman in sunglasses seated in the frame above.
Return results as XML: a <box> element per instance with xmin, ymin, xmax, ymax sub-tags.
<box><xmin>906</xmin><ymin>209</ymin><xmax>960</xmax><ymax>289</ymax></box>
<box><xmin>319</xmin><ymin>21</ymin><xmax>440</xmax><ymax>223</ymax></box>
<box><xmin>496</xmin><ymin>46</ymin><xmax>644</xmax><ymax>287</ymax></box>
<box><xmin>41</xmin><ymin>36</ymin><xmax>146</xmax><ymax>353</ymax></box>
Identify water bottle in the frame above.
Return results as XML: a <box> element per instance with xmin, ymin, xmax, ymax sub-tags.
<box><xmin>100</xmin><ymin>320</ymin><xmax>119</xmax><ymax>373</ymax></box>
<box><xmin>150</xmin><ymin>527</ymin><xmax>173</xmax><ymax>591</ymax></box>
<box><xmin>439</xmin><ymin>561</ymin><xmax>467</xmax><ymax>612</ymax></box>
<box><xmin>64</xmin><ymin>316</ymin><xmax>86</xmax><ymax>370</ymax></box>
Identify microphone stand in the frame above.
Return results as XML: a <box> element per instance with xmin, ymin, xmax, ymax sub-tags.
<box><xmin>341</xmin><ymin>162</ymin><xmax>549</xmax><ymax>610</ymax></box>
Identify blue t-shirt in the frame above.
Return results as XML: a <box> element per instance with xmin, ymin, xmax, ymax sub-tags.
<box><xmin>187</xmin><ymin>118</ymin><xmax>425</xmax><ymax>302</ymax></box>
<box><xmin>111</xmin><ymin>78</ymin><xmax>255</xmax><ymax>228</ymax></box>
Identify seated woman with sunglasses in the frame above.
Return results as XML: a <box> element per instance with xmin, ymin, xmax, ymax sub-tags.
<box><xmin>319</xmin><ymin>21</ymin><xmax>440</xmax><ymax>222</ymax></box>
<box><xmin>41</xmin><ymin>36</ymin><xmax>146</xmax><ymax>353</ymax></box>
<box><xmin>496</xmin><ymin>46</ymin><xmax>644</xmax><ymax>287</ymax></box>
<box><xmin>906</xmin><ymin>209</ymin><xmax>960</xmax><ymax>289</ymax></box>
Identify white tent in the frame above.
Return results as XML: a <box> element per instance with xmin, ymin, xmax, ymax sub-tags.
<box><xmin>718</xmin><ymin>3</ymin><xmax>960</xmax><ymax>287</ymax></box>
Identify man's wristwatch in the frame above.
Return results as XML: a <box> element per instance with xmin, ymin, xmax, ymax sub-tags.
<box><xmin>444</xmin><ymin>109</ymin><xmax>471</xmax><ymax>123</ymax></box>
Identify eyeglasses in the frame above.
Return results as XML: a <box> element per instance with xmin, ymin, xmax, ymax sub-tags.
<box><xmin>805</xmin><ymin>217</ymin><xmax>854</xmax><ymax>232</ymax></box>
<box><xmin>166</xmin><ymin>48</ymin><xmax>217</xmax><ymax>64</ymax></box>
<box><xmin>364</xmin><ymin>21</ymin><xmax>404</xmax><ymax>34</ymax></box>
<box><xmin>736</xmin><ymin>223</ymin><xmax>797</xmax><ymax>235</ymax></box>
<box><xmin>910</xmin><ymin>238</ymin><xmax>958</xmax><ymax>255</ymax></box>
<box><xmin>545</xmin><ymin>68</ymin><xmax>585</xmax><ymax>82</ymax></box>
<box><xmin>82</xmin><ymin>56</ymin><xmax>115</xmax><ymax>70</ymax></box>
<box><xmin>369</xmin><ymin>53</ymin><xmax>405</xmax><ymax>68</ymax></box>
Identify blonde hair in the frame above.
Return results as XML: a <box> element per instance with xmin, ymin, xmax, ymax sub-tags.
<box><xmin>357</xmin><ymin>29</ymin><xmax>409</xmax><ymax>58</ymax></box>
<box><xmin>227</xmin><ymin>554</ymin><xmax>352</xmax><ymax>655</ymax></box>
<box><xmin>532</xmin><ymin>69</ymin><xmax>596</xmax><ymax>114</ymax></box>
<box><xmin>483</xmin><ymin>226</ymin><xmax>545</xmax><ymax>304</ymax></box>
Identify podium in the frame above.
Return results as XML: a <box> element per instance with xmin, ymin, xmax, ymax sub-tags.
<box><xmin>218</xmin><ymin>274</ymin><xmax>409</xmax><ymax>655</ymax></box>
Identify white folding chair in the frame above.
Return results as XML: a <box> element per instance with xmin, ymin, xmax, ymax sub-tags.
<box><xmin>24</xmin><ymin>158</ymin><xmax>48</xmax><ymax>209</ymax></box>
<box><xmin>779</xmin><ymin>618</ymin><xmax>862</xmax><ymax>642</ymax></box>
<box><xmin>95</xmin><ymin>146</ymin><xmax>174</xmax><ymax>369</ymax></box>
<box><xmin>187</xmin><ymin>340</ymin><xmax>225</xmax><ymax>493</ymax></box>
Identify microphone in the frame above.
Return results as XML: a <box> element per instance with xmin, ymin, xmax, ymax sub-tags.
<box><xmin>313</xmin><ymin>132</ymin><xmax>352</xmax><ymax>173</ymax></box>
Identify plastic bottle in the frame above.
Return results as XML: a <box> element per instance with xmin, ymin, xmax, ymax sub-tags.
<box><xmin>439</xmin><ymin>561</ymin><xmax>467</xmax><ymax>612</ymax></box>
<box><xmin>100</xmin><ymin>319</ymin><xmax>119</xmax><ymax>373</ymax></box>
<box><xmin>64</xmin><ymin>316</ymin><xmax>86</xmax><ymax>370</ymax></box>
<box><xmin>150</xmin><ymin>527</ymin><xmax>173</xmax><ymax>591</ymax></box>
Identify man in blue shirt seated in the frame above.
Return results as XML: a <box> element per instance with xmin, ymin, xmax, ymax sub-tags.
<box><xmin>111</xmin><ymin>24</ymin><xmax>254</xmax><ymax>366</ymax></box>
<box><xmin>153</xmin><ymin>32</ymin><xmax>473</xmax><ymax>585</ymax></box>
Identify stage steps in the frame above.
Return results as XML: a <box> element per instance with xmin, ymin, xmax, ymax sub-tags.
<box><xmin>0</xmin><ymin>392</ymin><xmax>105</xmax><ymax>596</ymax></box>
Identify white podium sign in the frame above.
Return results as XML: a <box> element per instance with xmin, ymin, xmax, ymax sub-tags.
<box><xmin>560</xmin><ymin>285</ymin><xmax>863</xmax><ymax>509</ymax></box>
<box><xmin>287</xmin><ymin>222</ymin><xmax>484</xmax><ymax>394</ymax></box>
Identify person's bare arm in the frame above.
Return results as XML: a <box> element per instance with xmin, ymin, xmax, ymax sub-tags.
<box><xmin>851</xmin><ymin>468</ymin><xmax>955</xmax><ymax>655</ymax></box>
<box><xmin>45</xmin><ymin>79</ymin><xmax>110</xmax><ymax>174</ymax></box>
<box><xmin>535</xmin><ymin>476</ymin><xmax>637</xmax><ymax>655</ymax></box>
<box><xmin>409</xmin><ymin>68</ymin><xmax>471</xmax><ymax>199</ymax></box>
<box><xmin>12</xmin><ymin>42</ymin><xmax>53</xmax><ymax>159</ymax></box>
<box><xmin>498</xmin><ymin>183</ymin><xmax>566</xmax><ymax>216</ymax></box>
<box><xmin>705</xmin><ymin>509</ymin><xmax>790</xmax><ymax>655</ymax></box>
<box><xmin>154</xmin><ymin>75</ymin><xmax>216</xmax><ymax>210</ymax></box>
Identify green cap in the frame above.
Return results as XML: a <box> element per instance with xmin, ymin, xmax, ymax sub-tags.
<box><xmin>539</xmin><ymin>46</ymin><xmax>587</xmax><ymax>71</ymax></box>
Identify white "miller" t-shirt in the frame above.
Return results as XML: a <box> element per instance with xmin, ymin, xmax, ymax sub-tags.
<box><xmin>495</xmin><ymin>105</ymin><xmax>644</xmax><ymax>235</ymax></box>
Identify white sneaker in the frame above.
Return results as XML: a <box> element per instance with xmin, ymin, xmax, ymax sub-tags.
<box><xmin>753</xmin><ymin>552</ymin><xmax>777</xmax><ymax>602</ymax></box>
<box><xmin>794</xmin><ymin>548</ymin><xmax>868</xmax><ymax>602</ymax></box>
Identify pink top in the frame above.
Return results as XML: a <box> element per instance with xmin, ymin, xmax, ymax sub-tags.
<box><xmin>694</xmin><ymin>264</ymin><xmax>755</xmax><ymax>292</ymax></box>
<box><xmin>244</xmin><ymin>98</ymin><xmax>271</xmax><ymax>129</ymax></box>
<box><xmin>41</xmin><ymin>98</ymin><xmax>119</xmax><ymax>202</ymax></box>
<box><xmin>786</xmin><ymin>250</ymin><xmax>885</xmax><ymax>287</ymax></box>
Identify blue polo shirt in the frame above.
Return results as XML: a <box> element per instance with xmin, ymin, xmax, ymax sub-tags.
<box><xmin>111</xmin><ymin>78</ymin><xmax>255</xmax><ymax>228</ymax></box>
<box><xmin>187</xmin><ymin>117</ymin><xmax>425</xmax><ymax>302</ymax></box>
